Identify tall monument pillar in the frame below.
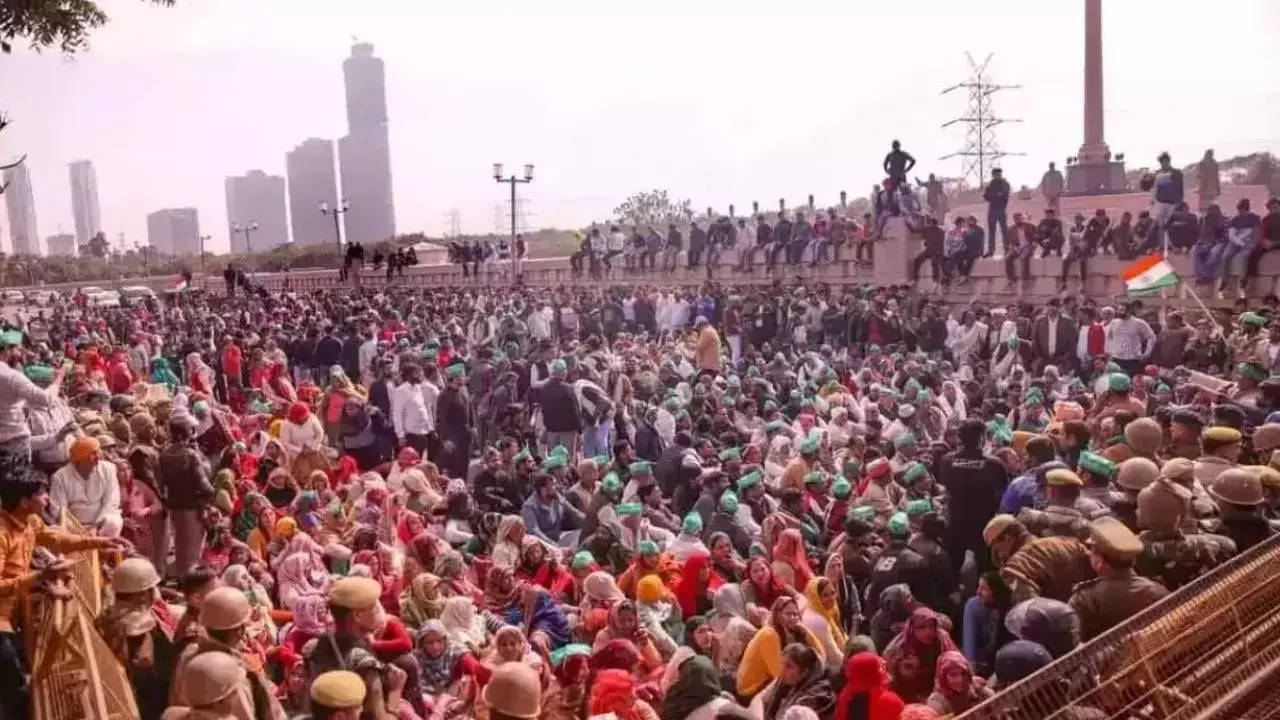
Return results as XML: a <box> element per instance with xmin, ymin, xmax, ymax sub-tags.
<box><xmin>1067</xmin><ymin>0</ymin><xmax>1126</xmax><ymax>194</ymax></box>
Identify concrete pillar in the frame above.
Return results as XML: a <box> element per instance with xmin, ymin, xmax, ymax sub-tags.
<box><xmin>875</xmin><ymin>216</ymin><xmax>914</xmax><ymax>286</ymax></box>
<box><xmin>1078</xmin><ymin>0</ymin><xmax>1109</xmax><ymax>164</ymax></box>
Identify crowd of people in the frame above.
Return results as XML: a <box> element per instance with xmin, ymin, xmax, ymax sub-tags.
<box><xmin>3</xmin><ymin>259</ymin><xmax>1280</xmax><ymax>720</ymax></box>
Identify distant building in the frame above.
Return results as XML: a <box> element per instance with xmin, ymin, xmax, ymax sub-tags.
<box><xmin>146</xmin><ymin>208</ymin><xmax>201</xmax><ymax>255</ymax></box>
<box><xmin>339</xmin><ymin>43</ymin><xmax>396</xmax><ymax>246</ymax></box>
<box><xmin>3</xmin><ymin>164</ymin><xmax>39</xmax><ymax>255</ymax></box>
<box><xmin>286</xmin><ymin>138</ymin><xmax>339</xmax><ymax>246</ymax></box>
<box><xmin>69</xmin><ymin>160</ymin><xmax>101</xmax><ymax>247</ymax></box>
<box><xmin>224</xmin><ymin>170</ymin><xmax>288</xmax><ymax>252</ymax></box>
<box><xmin>46</xmin><ymin>233</ymin><xmax>76</xmax><ymax>257</ymax></box>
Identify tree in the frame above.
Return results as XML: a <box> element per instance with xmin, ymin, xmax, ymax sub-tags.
<box><xmin>80</xmin><ymin>231</ymin><xmax>110</xmax><ymax>259</ymax></box>
<box><xmin>612</xmin><ymin>189</ymin><xmax>693</xmax><ymax>230</ymax></box>
<box><xmin>0</xmin><ymin>114</ymin><xmax>25</xmax><ymax>195</ymax></box>
<box><xmin>1</xmin><ymin>0</ymin><xmax>174</xmax><ymax>54</ymax></box>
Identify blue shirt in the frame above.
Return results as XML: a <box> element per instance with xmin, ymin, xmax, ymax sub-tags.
<box><xmin>521</xmin><ymin>492</ymin><xmax>584</xmax><ymax>543</ymax></box>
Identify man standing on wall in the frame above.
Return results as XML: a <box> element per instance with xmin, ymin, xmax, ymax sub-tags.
<box><xmin>984</xmin><ymin>168</ymin><xmax>1011</xmax><ymax>257</ymax></box>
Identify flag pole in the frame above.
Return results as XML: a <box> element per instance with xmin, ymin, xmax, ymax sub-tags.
<box><xmin>1179</xmin><ymin>279</ymin><xmax>1223</xmax><ymax>337</ymax></box>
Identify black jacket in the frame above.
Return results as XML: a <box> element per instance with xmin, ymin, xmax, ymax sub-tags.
<box><xmin>539</xmin><ymin>379</ymin><xmax>582</xmax><ymax>432</ymax></box>
<box><xmin>938</xmin><ymin>448</ymin><xmax>1009</xmax><ymax>531</ymax></box>
<box><xmin>158</xmin><ymin>441</ymin><xmax>214</xmax><ymax>511</ymax></box>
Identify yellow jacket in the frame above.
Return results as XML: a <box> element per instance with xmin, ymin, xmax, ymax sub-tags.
<box><xmin>735</xmin><ymin>624</ymin><xmax>826</xmax><ymax>697</ymax></box>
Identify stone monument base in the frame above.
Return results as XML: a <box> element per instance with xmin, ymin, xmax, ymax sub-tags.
<box><xmin>1066</xmin><ymin>160</ymin><xmax>1128</xmax><ymax>195</ymax></box>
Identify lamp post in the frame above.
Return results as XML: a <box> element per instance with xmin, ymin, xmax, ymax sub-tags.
<box><xmin>320</xmin><ymin>199</ymin><xmax>350</xmax><ymax>280</ymax></box>
<box><xmin>198</xmin><ymin>235</ymin><xmax>211</xmax><ymax>285</ymax></box>
<box><xmin>133</xmin><ymin>242</ymin><xmax>149</xmax><ymax>276</ymax></box>
<box><xmin>492</xmin><ymin>163</ymin><xmax>534</xmax><ymax>284</ymax></box>
<box><xmin>231</xmin><ymin>222</ymin><xmax>258</xmax><ymax>255</ymax></box>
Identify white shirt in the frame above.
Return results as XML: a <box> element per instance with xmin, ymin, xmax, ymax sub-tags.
<box><xmin>358</xmin><ymin>339</ymin><xmax>378</xmax><ymax>378</ymax></box>
<box><xmin>281</xmin><ymin>415</ymin><xmax>325</xmax><ymax>453</ymax></box>
<box><xmin>528</xmin><ymin>308</ymin><xmax>552</xmax><ymax>341</ymax></box>
<box><xmin>50</xmin><ymin>461</ymin><xmax>122</xmax><ymax>534</ymax></box>
<box><xmin>391</xmin><ymin>380</ymin><xmax>437</xmax><ymax>438</ymax></box>
<box><xmin>608</xmin><ymin>231</ymin><xmax>626</xmax><ymax>252</ymax></box>
<box><xmin>0</xmin><ymin>362</ymin><xmax>58</xmax><ymax>444</ymax></box>
<box><xmin>1047</xmin><ymin>316</ymin><xmax>1060</xmax><ymax>357</ymax></box>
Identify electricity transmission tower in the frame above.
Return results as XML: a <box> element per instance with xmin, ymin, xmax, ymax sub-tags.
<box><xmin>441</xmin><ymin>208</ymin><xmax>462</xmax><ymax>238</ymax></box>
<box><xmin>940</xmin><ymin>52</ymin><xmax>1024</xmax><ymax>189</ymax></box>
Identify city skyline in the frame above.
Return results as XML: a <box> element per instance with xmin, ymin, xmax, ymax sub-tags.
<box><xmin>146</xmin><ymin>207</ymin><xmax>201</xmax><ymax>255</ymax></box>
<box><xmin>3</xmin><ymin>164</ymin><xmax>39</xmax><ymax>255</ymax></box>
<box><xmin>0</xmin><ymin>0</ymin><xmax>1276</xmax><ymax>254</ymax></box>
<box><xmin>68</xmin><ymin>159</ymin><xmax>100</xmax><ymax>249</ymax></box>
<box><xmin>224</xmin><ymin>169</ymin><xmax>288</xmax><ymax>253</ymax></box>
<box><xmin>286</xmin><ymin>137</ymin><xmax>340</xmax><ymax>247</ymax></box>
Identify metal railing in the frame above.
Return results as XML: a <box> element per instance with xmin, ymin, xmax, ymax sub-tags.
<box><xmin>24</xmin><ymin>511</ymin><xmax>139</xmax><ymax>720</ymax></box>
<box><xmin>956</xmin><ymin>533</ymin><xmax>1280</xmax><ymax>720</ymax></box>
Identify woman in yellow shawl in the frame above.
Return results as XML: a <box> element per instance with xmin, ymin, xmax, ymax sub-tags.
<box><xmin>736</xmin><ymin>595</ymin><xmax>826</xmax><ymax>699</ymax></box>
<box><xmin>800</xmin><ymin>576</ymin><xmax>848</xmax><ymax>673</ymax></box>
<box><xmin>399</xmin><ymin>573</ymin><xmax>446</xmax><ymax>631</ymax></box>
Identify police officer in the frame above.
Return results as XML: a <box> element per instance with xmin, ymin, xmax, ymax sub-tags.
<box><xmin>169</xmin><ymin>586</ymin><xmax>286</xmax><ymax>719</ymax></box>
<box><xmin>307</xmin><ymin>670</ymin><xmax>367</xmax><ymax>720</ymax></box>
<box><xmin>864</xmin><ymin>511</ymin><xmax>932</xmax><ymax>611</ymax></box>
<box><xmin>303</xmin><ymin>577</ymin><xmax>407</xmax><ymax>719</ymax></box>
<box><xmin>1194</xmin><ymin>426</ymin><xmax>1243</xmax><ymax>488</ymax></box>
<box><xmin>166</xmin><ymin>650</ymin><xmax>244</xmax><ymax>720</ymax></box>
<box><xmin>1069</xmin><ymin>516</ymin><xmax>1170</xmax><ymax>641</ymax></box>
<box><xmin>1109</xmin><ymin>457</ymin><xmax>1160</xmax><ymax>531</ymax></box>
<box><xmin>1205</xmin><ymin>468</ymin><xmax>1274</xmax><ymax>551</ymax></box>
<box><xmin>1017</xmin><ymin>467</ymin><xmax>1109</xmax><ymax>539</ymax></box>
<box><xmin>1162</xmin><ymin>457</ymin><xmax>1218</xmax><ymax>529</ymax></box>
<box><xmin>1135</xmin><ymin>476</ymin><xmax>1236</xmax><ymax>590</ymax></box>
<box><xmin>983</xmin><ymin>514</ymin><xmax>1093</xmax><ymax>603</ymax></box>
<box><xmin>97</xmin><ymin>557</ymin><xmax>174</xmax><ymax>720</ymax></box>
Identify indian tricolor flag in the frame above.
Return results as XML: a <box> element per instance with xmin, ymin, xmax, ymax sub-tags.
<box><xmin>171</xmin><ymin>277</ymin><xmax>189</xmax><ymax>293</ymax></box>
<box><xmin>1122</xmin><ymin>253</ymin><xmax>1178</xmax><ymax>296</ymax></box>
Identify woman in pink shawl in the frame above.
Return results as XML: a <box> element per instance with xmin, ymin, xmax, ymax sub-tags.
<box><xmin>269</xmin><ymin>361</ymin><xmax>297</xmax><ymax>403</ymax></box>
<box><xmin>185</xmin><ymin>352</ymin><xmax>215</xmax><ymax>397</ymax></box>
<box><xmin>282</xmin><ymin>593</ymin><xmax>332</xmax><ymax>653</ymax></box>
<box><xmin>276</xmin><ymin>546</ymin><xmax>332</xmax><ymax>610</ymax></box>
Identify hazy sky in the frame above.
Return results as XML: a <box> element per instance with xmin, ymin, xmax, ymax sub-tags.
<box><xmin>3</xmin><ymin>0</ymin><xmax>1278</xmax><ymax>254</ymax></box>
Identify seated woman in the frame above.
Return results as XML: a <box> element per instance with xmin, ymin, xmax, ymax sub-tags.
<box><xmin>440</xmin><ymin>595</ymin><xmax>490</xmax><ymax>656</ymax></box>
<box><xmin>399</xmin><ymin>573</ymin><xmax>445</xmax><ymax>631</ymax></box>
<box><xmin>671</xmin><ymin>552</ymin><xmax>720</xmax><ymax>620</ymax></box>
<box><xmin>833</xmin><ymin>652</ymin><xmax>905</xmax><ymax>720</ymax></box>
<box><xmin>435</xmin><ymin>549</ymin><xmax>484</xmax><ymax>605</ymax></box>
<box><xmin>770</xmin><ymin>528</ymin><xmax>814</xmax><ymax>590</ymax></box>
<box><xmin>482</xmin><ymin>624</ymin><xmax>548</xmax><ymax>682</ymax></box>
<box><xmin>351</xmin><ymin>548</ymin><xmax>402</xmax><ymax>615</ymax></box>
<box><xmin>736</xmin><ymin>596</ymin><xmax>826</xmax><ymax>699</ymax></box>
<box><xmin>590</xmin><ymin>668</ymin><xmax>661</xmax><ymax>720</ymax></box>
<box><xmin>707</xmin><ymin>584</ymin><xmax>758</xmax><ymax>685</ymax></box>
<box><xmin>741</xmin><ymin>556</ymin><xmax>795</xmax><ymax>625</ymax></box>
<box><xmin>635</xmin><ymin>576</ymin><xmax>682</xmax><ymax>659</ymax></box>
<box><xmin>591</xmin><ymin>600</ymin><xmax>665</xmax><ymax>677</ymax></box>
<box><xmin>882</xmin><ymin>607</ymin><xmax>957</xmax><ymax>704</ymax></box>
<box><xmin>962</xmin><ymin>570</ymin><xmax>1015</xmax><ymax>676</ymax></box>
<box><xmin>758</xmin><ymin>643</ymin><xmax>837</xmax><ymax>720</ymax></box>
<box><xmin>617</xmin><ymin>540</ymin><xmax>682</xmax><ymax>598</ymax></box>
<box><xmin>870</xmin><ymin>584</ymin><xmax>917</xmax><ymax>652</ymax></box>
<box><xmin>926</xmin><ymin>650</ymin><xmax>993</xmax><ymax>716</ymax></box>
<box><xmin>413</xmin><ymin>620</ymin><xmax>483</xmax><ymax>716</ymax></box>
<box><xmin>490</xmin><ymin>515</ymin><xmax>527</xmax><ymax>570</ymax></box>
<box><xmin>708</xmin><ymin>531</ymin><xmax>747</xmax><ymax>583</ymax></box>
<box><xmin>515</xmin><ymin>535</ymin><xmax>572</xmax><ymax>600</ymax></box>
<box><xmin>800</xmin><ymin>576</ymin><xmax>849</xmax><ymax>674</ymax></box>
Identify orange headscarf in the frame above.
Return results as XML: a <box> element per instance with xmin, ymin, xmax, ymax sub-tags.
<box><xmin>771</xmin><ymin>527</ymin><xmax>813</xmax><ymax>589</ymax></box>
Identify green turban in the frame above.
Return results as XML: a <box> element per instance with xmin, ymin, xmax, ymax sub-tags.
<box><xmin>1078</xmin><ymin>451</ymin><xmax>1116</xmax><ymax>479</ymax></box>
<box><xmin>832</xmin><ymin>479</ymin><xmax>852</xmax><ymax>499</ymax></box>
<box><xmin>719</xmin><ymin>490</ymin><xmax>739</xmax><ymax>513</ymax></box>
<box><xmin>905</xmin><ymin>499</ymin><xmax>932</xmax><ymax>516</ymax></box>
<box><xmin>616</xmin><ymin>502</ymin><xmax>644</xmax><ymax>517</ymax></box>
<box><xmin>718</xmin><ymin>447</ymin><xmax>741</xmax><ymax>463</ymax></box>
<box><xmin>902</xmin><ymin>462</ymin><xmax>928</xmax><ymax>484</ymax></box>
<box><xmin>629</xmin><ymin>460</ymin><xmax>654</xmax><ymax>475</ymax></box>
<box><xmin>803</xmin><ymin>471</ymin><xmax>826</xmax><ymax>486</ymax></box>
<box><xmin>682</xmin><ymin>513</ymin><xmax>703</xmax><ymax>534</ymax></box>
<box><xmin>446</xmin><ymin>362</ymin><xmax>466</xmax><ymax>378</ymax></box>
<box><xmin>571</xmin><ymin>551</ymin><xmax>595</xmax><ymax>571</ymax></box>
<box><xmin>549</xmin><ymin>643</ymin><xmax>592</xmax><ymax>666</ymax></box>
<box><xmin>637</xmin><ymin>539</ymin><xmax>659</xmax><ymax>555</ymax></box>
<box><xmin>601</xmin><ymin>473</ymin><xmax>622</xmax><ymax>494</ymax></box>
<box><xmin>1107</xmin><ymin>373</ymin><xmax>1131</xmax><ymax>392</ymax></box>
<box><xmin>541</xmin><ymin>455</ymin><xmax>567</xmax><ymax>471</ymax></box>
<box><xmin>799</xmin><ymin>434</ymin><xmax>821</xmax><ymax>455</ymax></box>
<box><xmin>737</xmin><ymin>470</ymin><xmax>763</xmax><ymax>491</ymax></box>
<box><xmin>887</xmin><ymin>512</ymin><xmax>910</xmax><ymax>537</ymax></box>
<box><xmin>850</xmin><ymin>505</ymin><xmax>876</xmax><ymax>522</ymax></box>
<box><xmin>893</xmin><ymin>432</ymin><xmax>917</xmax><ymax>449</ymax></box>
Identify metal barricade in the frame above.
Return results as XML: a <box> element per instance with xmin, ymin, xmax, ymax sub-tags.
<box><xmin>24</xmin><ymin>511</ymin><xmax>139</xmax><ymax>720</ymax></box>
<box><xmin>956</xmin><ymin>534</ymin><xmax>1280</xmax><ymax>720</ymax></box>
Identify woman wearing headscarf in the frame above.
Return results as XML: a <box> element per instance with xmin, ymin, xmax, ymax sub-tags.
<box><xmin>185</xmin><ymin>352</ymin><xmax>215</xmax><ymax>397</ymax></box>
<box><xmin>435</xmin><ymin>549</ymin><xmax>484</xmax><ymax>605</ymax></box>
<box><xmin>833</xmin><ymin>652</ymin><xmax>905</xmax><ymax>720</ymax></box>
<box><xmin>338</xmin><ymin>395</ymin><xmax>394</xmax><ymax>471</ymax></box>
<box><xmin>282</xmin><ymin>593</ymin><xmax>332</xmax><ymax>654</ymax></box>
<box><xmin>882</xmin><ymin>607</ymin><xmax>958</xmax><ymax>703</ymax></box>
<box><xmin>742</xmin><ymin>556</ymin><xmax>794</xmax><ymax>624</ymax></box>
<box><xmin>736</xmin><ymin>596</ymin><xmax>825</xmax><ymax>699</ymax></box>
<box><xmin>275</xmin><ymin>542</ymin><xmax>331</xmax><ymax>610</ymax></box>
<box><xmin>770</xmin><ymin>527</ymin><xmax>813</xmax><ymax>590</ymax></box>
<box><xmin>801</xmin><ymin>576</ymin><xmax>848</xmax><ymax>673</ymax></box>
<box><xmin>707</xmin><ymin>531</ymin><xmax>746</xmax><ymax>583</ymax></box>
<box><xmin>635</xmin><ymin>576</ymin><xmax>681</xmax><ymax>659</ymax></box>
<box><xmin>590</xmin><ymin>668</ymin><xmax>660</xmax><ymax>720</ymax></box>
<box><xmin>616</xmin><ymin>540</ymin><xmax>682</xmax><ymax>598</ymax></box>
<box><xmin>261</xmin><ymin>462</ymin><xmax>296</xmax><ymax>510</ymax></box>
<box><xmin>412</xmin><ymin>620</ymin><xmax>472</xmax><ymax>707</ymax></box>
<box><xmin>439</xmin><ymin>595</ymin><xmax>488</xmax><ymax>655</ymax></box>
<box><xmin>759</xmin><ymin>643</ymin><xmax>837</xmax><ymax>720</ymax></box>
<box><xmin>281</xmin><ymin>401</ymin><xmax>327</xmax><ymax>485</ymax></box>
<box><xmin>543</xmin><ymin>644</ymin><xmax>592</xmax><ymax>720</ymax></box>
<box><xmin>483</xmin><ymin>566</ymin><xmax>528</xmax><ymax>626</ymax></box>
<box><xmin>926</xmin><ymin>650</ymin><xmax>993</xmax><ymax>716</ymax></box>
<box><xmin>870</xmin><ymin>583</ymin><xmax>917</xmax><ymax>652</ymax></box>
<box><xmin>515</xmin><ymin>535</ymin><xmax>573</xmax><ymax>600</ymax></box>
<box><xmin>221</xmin><ymin>563</ymin><xmax>277</xmax><ymax>649</ymax></box>
<box><xmin>321</xmin><ymin>365</ymin><xmax>365</xmax><ymax>445</ymax></box>
<box><xmin>399</xmin><ymin>573</ymin><xmax>446</xmax><ymax>631</ymax></box>
<box><xmin>592</xmin><ymin>600</ymin><xmax>665</xmax><ymax>676</ymax></box>
<box><xmin>706</xmin><ymin>584</ymin><xmax>758</xmax><ymax>682</ymax></box>
<box><xmin>670</xmin><ymin>552</ymin><xmax>718</xmax><ymax>620</ymax></box>
<box><xmin>350</xmin><ymin>549</ymin><xmax>401</xmax><ymax>615</ymax></box>
<box><xmin>490</xmin><ymin>515</ymin><xmax>526</xmax><ymax>570</ymax></box>
<box><xmin>149</xmin><ymin>357</ymin><xmax>179</xmax><ymax>393</ymax></box>
<box><xmin>523</xmin><ymin>585</ymin><xmax>572</xmax><ymax>650</ymax></box>
<box><xmin>663</xmin><ymin>655</ymin><xmax>741</xmax><ymax>720</ymax></box>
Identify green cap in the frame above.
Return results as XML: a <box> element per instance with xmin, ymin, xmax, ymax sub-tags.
<box><xmin>615</xmin><ymin>502</ymin><xmax>643</xmax><ymax>517</ymax></box>
<box><xmin>992</xmin><ymin>427</ymin><xmax>1013</xmax><ymax>446</ymax></box>
<box><xmin>765</xmin><ymin>419</ymin><xmax>787</xmax><ymax>433</ymax></box>
<box><xmin>803</xmin><ymin>471</ymin><xmax>826</xmax><ymax>486</ymax></box>
<box><xmin>887</xmin><ymin>512</ymin><xmax>910</xmax><ymax>537</ymax></box>
<box><xmin>1023</xmin><ymin>387</ymin><xmax>1044</xmax><ymax>405</ymax></box>
<box><xmin>903</xmin><ymin>462</ymin><xmax>928</xmax><ymax>484</ymax></box>
<box><xmin>849</xmin><ymin>506</ymin><xmax>876</xmax><ymax>522</ymax></box>
<box><xmin>549</xmin><ymin>643</ymin><xmax>592</xmax><ymax>666</ymax></box>
<box><xmin>1241</xmin><ymin>312</ymin><xmax>1267</xmax><ymax>327</ymax></box>
<box><xmin>799</xmin><ymin>434</ymin><xmax>821</xmax><ymax>455</ymax></box>
<box><xmin>736</xmin><ymin>470</ymin><xmax>763</xmax><ymax>491</ymax></box>
<box><xmin>1078</xmin><ymin>451</ymin><xmax>1117</xmax><ymax>479</ymax></box>
<box><xmin>592</xmin><ymin>454</ymin><xmax>611</xmax><ymax>466</ymax></box>
<box><xmin>719</xmin><ymin>490</ymin><xmax>739</xmax><ymax>513</ymax></box>
<box><xmin>718</xmin><ymin>447</ymin><xmax>741</xmax><ymax>463</ymax></box>
<box><xmin>664</xmin><ymin>396</ymin><xmax>681</xmax><ymax>411</ymax></box>
<box><xmin>682</xmin><ymin>513</ymin><xmax>703</xmax><ymax>534</ymax></box>
<box><xmin>571</xmin><ymin>551</ymin><xmax>595</xmax><ymax>571</ymax></box>
<box><xmin>542</xmin><ymin>454</ymin><xmax>567</xmax><ymax>471</ymax></box>
<box><xmin>446</xmin><ymin>362</ymin><xmax>466</xmax><ymax>378</ymax></box>
<box><xmin>628</xmin><ymin>460</ymin><xmax>654</xmax><ymax>475</ymax></box>
<box><xmin>893</xmin><ymin>432</ymin><xmax>917</xmax><ymax>449</ymax></box>
<box><xmin>832</xmin><ymin>479</ymin><xmax>852</xmax><ymax>498</ymax></box>
<box><xmin>551</xmin><ymin>359</ymin><xmax>567</xmax><ymax>373</ymax></box>
<box><xmin>22</xmin><ymin>364</ymin><xmax>53</xmax><ymax>384</ymax></box>
<box><xmin>905</xmin><ymin>498</ymin><xmax>932</xmax><ymax>516</ymax></box>
<box><xmin>1107</xmin><ymin>373</ymin><xmax>1131</xmax><ymax>392</ymax></box>
<box><xmin>0</xmin><ymin>330</ymin><xmax>22</xmax><ymax>348</ymax></box>
<box><xmin>1239</xmin><ymin>362</ymin><xmax>1268</xmax><ymax>383</ymax></box>
<box><xmin>637</xmin><ymin>539</ymin><xmax>659</xmax><ymax>555</ymax></box>
<box><xmin>550</xmin><ymin>445</ymin><xmax>569</xmax><ymax>459</ymax></box>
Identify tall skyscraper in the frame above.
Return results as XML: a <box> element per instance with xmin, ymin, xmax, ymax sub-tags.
<box><xmin>224</xmin><ymin>170</ymin><xmax>288</xmax><ymax>253</ymax></box>
<box><xmin>146</xmin><ymin>208</ymin><xmax>201</xmax><ymax>255</ymax></box>
<box><xmin>339</xmin><ymin>42</ymin><xmax>396</xmax><ymax>246</ymax></box>
<box><xmin>68</xmin><ymin>160</ymin><xmax>101</xmax><ymax>247</ymax></box>
<box><xmin>3</xmin><ymin>164</ymin><xmax>39</xmax><ymax>255</ymax></box>
<box><xmin>286</xmin><ymin>138</ymin><xmax>339</xmax><ymax>246</ymax></box>
<box><xmin>46</xmin><ymin>233</ymin><xmax>76</xmax><ymax>256</ymax></box>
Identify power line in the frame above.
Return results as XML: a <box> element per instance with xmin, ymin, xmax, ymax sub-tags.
<box><xmin>939</xmin><ymin>52</ymin><xmax>1024</xmax><ymax>188</ymax></box>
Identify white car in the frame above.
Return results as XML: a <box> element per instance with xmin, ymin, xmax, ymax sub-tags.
<box><xmin>120</xmin><ymin>286</ymin><xmax>158</xmax><ymax>305</ymax></box>
<box><xmin>88</xmin><ymin>291</ymin><xmax>121</xmax><ymax>308</ymax></box>
<box><xmin>29</xmin><ymin>290</ymin><xmax>56</xmax><ymax>306</ymax></box>
<box><xmin>2</xmin><ymin>290</ymin><xmax>23</xmax><ymax>304</ymax></box>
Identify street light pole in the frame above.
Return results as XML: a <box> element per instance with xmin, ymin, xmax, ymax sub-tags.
<box><xmin>319</xmin><ymin>199</ymin><xmax>351</xmax><ymax>278</ymax></box>
<box><xmin>198</xmin><ymin>235</ymin><xmax>211</xmax><ymax>286</ymax></box>
<box><xmin>492</xmin><ymin>163</ymin><xmax>534</xmax><ymax>284</ymax></box>
<box><xmin>231</xmin><ymin>222</ymin><xmax>259</xmax><ymax>255</ymax></box>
